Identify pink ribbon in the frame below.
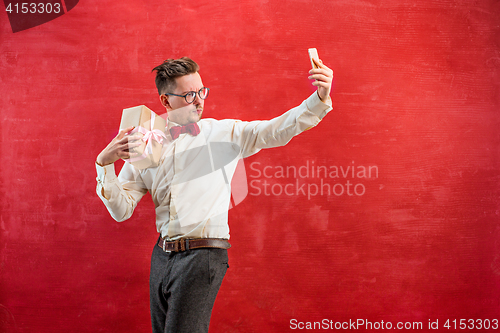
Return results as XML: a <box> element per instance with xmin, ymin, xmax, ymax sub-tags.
<box><xmin>126</xmin><ymin>113</ymin><xmax>166</xmax><ymax>163</ymax></box>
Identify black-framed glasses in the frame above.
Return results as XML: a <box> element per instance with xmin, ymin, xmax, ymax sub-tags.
<box><xmin>163</xmin><ymin>87</ymin><xmax>209</xmax><ymax>104</ymax></box>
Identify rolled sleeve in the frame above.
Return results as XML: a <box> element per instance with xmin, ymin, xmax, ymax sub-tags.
<box><xmin>95</xmin><ymin>161</ymin><xmax>147</xmax><ymax>222</ymax></box>
<box><xmin>305</xmin><ymin>91</ymin><xmax>333</xmax><ymax>120</ymax></box>
<box><xmin>96</xmin><ymin>162</ymin><xmax>118</xmax><ymax>200</ymax></box>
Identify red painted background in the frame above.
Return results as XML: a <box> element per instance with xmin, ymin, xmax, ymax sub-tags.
<box><xmin>1</xmin><ymin>0</ymin><xmax>499</xmax><ymax>332</ymax></box>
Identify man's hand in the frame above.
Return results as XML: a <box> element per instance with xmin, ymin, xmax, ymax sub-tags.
<box><xmin>96</xmin><ymin>126</ymin><xmax>142</xmax><ymax>166</ymax></box>
<box><xmin>309</xmin><ymin>58</ymin><xmax>333</xmax><ymax>103</ymax></box>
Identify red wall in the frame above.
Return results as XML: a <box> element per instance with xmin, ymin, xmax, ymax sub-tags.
<box><xmin>1</xmin><ymin>0</ymin><xmax>499</xmax><ymax>332</ymax></box>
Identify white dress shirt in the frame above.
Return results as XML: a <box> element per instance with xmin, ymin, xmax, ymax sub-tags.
<box><xmin>96</xmin><ymin>92</ymin><xmax>332</xmax><ymax>240</ymax></box>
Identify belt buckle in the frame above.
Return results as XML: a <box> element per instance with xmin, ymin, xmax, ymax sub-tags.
<box><xmin>162</xmin><ymin>238</ymin><xmax>188</xmax><ymax>252</ymax></box>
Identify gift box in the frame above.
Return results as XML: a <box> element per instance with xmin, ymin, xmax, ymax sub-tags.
<box><xmin>119</xmin><ymin>105</ymin><xmax>167</xmax><ymax>169</ymax></box>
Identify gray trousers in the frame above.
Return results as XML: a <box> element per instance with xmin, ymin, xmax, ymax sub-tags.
<box><xmin>149</xmin><ymin>240</ymin><xmax>229</xmax><ymax>333</ymax></box>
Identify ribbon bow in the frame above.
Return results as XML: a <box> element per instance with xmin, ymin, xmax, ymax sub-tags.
<box><xmin>169</xmin><ymin>122</ymin><xmax>201</xmax><ymax>140</ymax></box>
<box><xmin>128</xmin><ymin>113</ymin><xmax>167</xmax><ymax>162</ymax></box>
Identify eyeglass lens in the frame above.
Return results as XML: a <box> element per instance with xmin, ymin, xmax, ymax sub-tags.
<box><xmin>186</xmin><ymin>88</ymin><xmax>209</xmax><ymax>103</ymax></box>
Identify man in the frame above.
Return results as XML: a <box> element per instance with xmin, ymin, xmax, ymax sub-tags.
<box><xmin>95</xmin><ymin>56</ymin><xmax>333</xmax><ymax>333</ymax></box>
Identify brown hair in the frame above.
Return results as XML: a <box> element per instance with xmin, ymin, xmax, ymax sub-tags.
<box><xmin>151</xmin><ymin>57</ymin><xmax>200</xmax><ymax>95</ymax></box>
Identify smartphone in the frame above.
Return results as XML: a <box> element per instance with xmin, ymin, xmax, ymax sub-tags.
<box><xmin>308</xmin><ymin>48</ymin><xmax>319</xmax><ymax>69</ymax></box>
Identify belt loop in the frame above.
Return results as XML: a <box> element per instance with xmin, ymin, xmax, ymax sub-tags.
<box><xmin>185</xmin><ymin>239</ymin><xmax>190</xmax><ymax>251</ymax></box>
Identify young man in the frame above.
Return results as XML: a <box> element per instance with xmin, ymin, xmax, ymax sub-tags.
<box><xmin>95</xmin><ymin>56</ymin><xmax>333</xmax><ymax>333</ymax></box>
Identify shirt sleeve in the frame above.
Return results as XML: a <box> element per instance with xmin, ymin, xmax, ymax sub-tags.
<box><xmin>95</xmin><ymin>161</ymin><xmax>148</xmax><ymax>222</ymax></box>
<box><xmin>230</xmin><ymin>91</ymin><xmax>333</xmax><ymax>158</ymax></box>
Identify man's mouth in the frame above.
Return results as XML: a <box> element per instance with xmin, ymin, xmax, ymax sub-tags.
<box><xmin>196</xmin><ymin>108</ymin><xmax>203</xmax><ymax>115</ymax></box>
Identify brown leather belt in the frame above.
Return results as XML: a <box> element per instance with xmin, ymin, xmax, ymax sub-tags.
<box><xmin>157</xmin><ymin>238</ymin><xmax>231</xmax><ymax>252</ymax></box>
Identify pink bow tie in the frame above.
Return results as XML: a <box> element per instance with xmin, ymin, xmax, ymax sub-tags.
<box><xmin>169</xmin><ymin>122</ymin><xmax>201</xmax><ymax>140</ymax></box>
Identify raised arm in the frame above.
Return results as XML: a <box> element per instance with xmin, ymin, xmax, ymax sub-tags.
<box><xmin>230</xmin><ymin>59</ymin><xmax>334</xmax><ymax>158</ymax></box>
<box><xmin>95</xmin><ymin>127</ymin><xmax>148</xmax><ymax>221</ymax></box>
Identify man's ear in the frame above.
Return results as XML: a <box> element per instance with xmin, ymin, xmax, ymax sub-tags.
<box><xmin>160</xmin><ymin>94</ymin><xmax>171</xmax><ymax>110</ymax></box>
